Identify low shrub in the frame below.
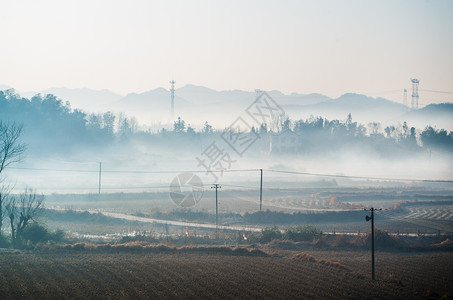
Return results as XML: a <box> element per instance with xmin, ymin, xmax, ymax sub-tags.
<box><xmin>260</xmin><ymin>225</ymin><xmax>282</xmax><ymax>243</ymax></box>
<box><xmin>431</xmin><ymin>238</ymin><xmax>453</xmax><ymax>250</ymax></box>
<box><xmin>56</xmin><ymin>242</ymin><xmax>267</xmax><ymax>256</ymax></box>
<box><xmin>260</xmin><ymin>225</ymin><xmax>322</xmax><ymax>243</ymax></box>
<box><xmin>283</xmin><ymin>225</ymin><xmax>322</xmax><ymax>242</ymax></box>
<box><xmin>318</xmin><ymin>259</ymin><xmax>351</xmax><ymax>271</ymax></box>
<box><xmin>0</xmin><ymin>233</ymin><xmax>10</xmax><ymax>248</ymax></box>
<box><xmin>353</xmin><ymin>229</ymin><xmax>403</xmax><ymax>249</ymax></box>
<box><xmin>291</xmin><ymin>252</ymin><xmax>316</xmax><ymax>262</ymax></box>
<box><xmin>20</xmin><ymin>222</ymin><xmax>65</xmax><ymax>245</ymax></box>
<box><xmin>292</xmin><ymin>252</ymin><xmax>350</xmax><ymax>271</ymax></box>
<box><xmin>330</xmin><ymin>235</ymin><xmax>353</xmax><ymax>248</ymax></box>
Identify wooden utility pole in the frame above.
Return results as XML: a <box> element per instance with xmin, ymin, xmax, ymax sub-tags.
<box><xmin>365</xmin><ymin>207</ymin><xmax>381</xmax><ymax>280</ymax></box>
<box><xmin>211</xmin><ymin>184</ymin><xmax>221</xmax><ymax>227</ymax></box>
<box><xmin>260</xmin><ymin>169</ymin><xmax>263</xmax><ymax>211</ymax></box>
<box><xmin>98</xmin><ymin>162</ymin><xmax>102</xmax><ymax>194</ymax></box>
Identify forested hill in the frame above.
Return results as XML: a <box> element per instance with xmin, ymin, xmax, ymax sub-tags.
<box><xmin>1</xmin><ymin>89</ymin><xmax>452</xmax><ymax>158</ymax></box>
<box><xmin>0</xmin><ymin>90</ymin><xmax>119</xmax><ymax>154</ymax></box>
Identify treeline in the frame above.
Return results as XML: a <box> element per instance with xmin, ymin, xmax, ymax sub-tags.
<box><xmin>1</xmin><ymin>89</ymin><xmax>452</xmax><ymax>156</ymax></box>
<box><xmin>0</xmin><ymin>90</ymin><xmax>139</xmax><ymax>153</ymax></box>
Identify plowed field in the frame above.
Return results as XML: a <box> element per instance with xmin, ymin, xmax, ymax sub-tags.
<box><xmin>0</xmin><ymin>250</ymin><xmax>452</xmax><ymax>299</ymax></box>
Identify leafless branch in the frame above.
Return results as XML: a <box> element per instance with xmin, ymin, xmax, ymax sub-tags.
<box><xmin>5</xmin><ymin>188</ymin><xmax>45</xmax><ymax>242</ymax></box>
<box><xmin>0</xmin><ymin>121</ymin><xmax>26</xmax><ymax>174</ymax></box>
<box><xmin>0</xmin><ymin>180</ymin><xmax>14</xmax><ymax>232</ymax></box>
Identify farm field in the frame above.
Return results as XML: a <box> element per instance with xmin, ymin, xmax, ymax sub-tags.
<box><xmin>0</xmin><ymin>249</ymin><xmax>452</xmax><ymax>299</ymax></box>
<box><xmin>44</xmin><ymin>186</ymin><xmax>453</xmax><ymax>215</ymax></box>
<box><xmin>42</xmin><ymin>185</ymin><xmax>453</xmax><ymax>239</ymax></box>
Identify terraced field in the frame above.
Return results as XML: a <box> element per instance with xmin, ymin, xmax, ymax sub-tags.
<box><xmin>0</xmin><ymin>249</ymin><xmax>452</xmax><ymax>299</ymax></box>
<box><xmin>404</xmin><ymin>206</ymin><xmax>453</xmax><ymax>220</ymax></box>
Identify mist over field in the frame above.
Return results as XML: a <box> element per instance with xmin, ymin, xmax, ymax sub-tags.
<box><xmin>1</xmin><ymin>87</ymin><xmax>452</xmax><ymax>196</ymax></box>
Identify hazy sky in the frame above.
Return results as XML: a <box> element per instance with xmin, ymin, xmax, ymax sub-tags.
<box><xmin>1</xmin><ymin>0</ymin><xmax>452</xmax><ymax>104</ymax></box>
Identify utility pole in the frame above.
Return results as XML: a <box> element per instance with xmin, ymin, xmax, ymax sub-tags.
<box><xmin>259</xmin><ymin>169</ymin><xmax>263</xmax><ymax>211</ymax></box>
<box><xmin>170</xmin><ymin>80</ymin><xmax>176</xmax><ymax>119</ymax></box>
<box><xmin>411</xmin><ymin>78</ymin><xmax>419</xmax><ymax>109</ymax></box>
<box><xmin>165</xmin><ymin>223</ymin><xmax>169</xmax><ymax>243</ymax></box>
<box><xmin>365</xmin><ymin>207</ymin><xmax>382</xmax><ymax>280</ymax></box>
<box><xmin>98</xmin><ymin>162</ymin><xmax>102</xmax><ymax>194</ymax></box>
<box><xmin>211</xmin><ymin>184</ymin><xmax>221</xmax><ymax>227</ymax></box>
<box><xmin>403</xmin><ymin>89</ymin><xmax>408</xmax><ymax>107</ymax></box>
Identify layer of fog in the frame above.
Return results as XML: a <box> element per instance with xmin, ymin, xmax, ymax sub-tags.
<box><xmin>7</xmin><ymin>134</ymin><xmax>452</xmax><ymax>195</ymax></box>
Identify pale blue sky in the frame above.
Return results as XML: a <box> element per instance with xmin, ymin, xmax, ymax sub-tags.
<box><xmin>0</xmin><ymin>0</ymin><xmax>452</xmax><ymax>104</ymax></box>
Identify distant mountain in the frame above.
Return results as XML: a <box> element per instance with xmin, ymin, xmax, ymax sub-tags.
<box><xmin>176</xmin><ymin>84</ymin><xmax>254</xmax><ymax>106</ymax></box>
<box><xmin>280</xmin><ymin>93</ymin><xmax>409</xmax><ymax>125</ymax></box>
<box><xmin>113</xmin><ymin>87</ymin><xmax>192</xmax><ymax>109</ymax></box>
<box><xmin>403</xmin><ymin>103</ymin><xmax>453</xmax><ymax>130</ymax></box>
<box><xmin>109</xmin><ymin>85</ymin><xmax>336</xmax><ymax>126</ymax></box>
<box><xmin>174</xmin><ymin>85</ymin><xmax>330</xmax><ymax>107</ymax></box>
<box><xmin>110</xmin><ymin>88</ymin><xmax>194</xmax><ymax>123</ymax></box>
<box><xmin>311</xmin><ymin>93</ymin><xmax>404</xmax><ymax>110</ymax></box>
<box><xmin>176</xmin><ymin>84</ymin><xmax>222</xmax><ymax>105</ymax></box>
<box><xmin>266</xmin><ymin>91</ymin><xmax>330</xmax><ymax>106</ymax></box>
<box><xmin>3</xmin><ymin>83</ymin><xmax>452</xmax><ymax>130</ymax></box>
<box><xmin>410</xmin><ymin>103</ymin><xmax>453</xmax><ymax>115</ymax></box>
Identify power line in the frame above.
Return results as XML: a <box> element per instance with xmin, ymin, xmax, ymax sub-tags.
<box><xmin>98</xmin><ymin>162</ymin><xmax>102</xmax><ymax>194</ymax></box>
<box><xmin>9</xmin><ymin>166</ymin><xmax>260</xmax><ymax>174</ymax></box>
<box><xmin>32</xmin><ymin>183</ymin><xmax>258</xmax><ymax>192</ymax></box>
<box><xmin>419</xmin><ymin>89</ymin><xmax>453</xmax><ymax>95</ymax></box>
<box><xmin>221</xmin><ymin>184</ymin><xmax>259</xmax><ymax>189</ymax></box>
<box><xmin>102</xmin><ymin>169</ymin><xmax>260</xmax><ymax>174</ymax></box>
<box><xmin>10</xmin><ymin>166</ymin><xmax>99</xmax><ymax>173</ymax></box>
<box><xmin>266</xmin><ymin>169</ymin><xmax>453</xmax><ymax>183</ymax></box>
<box><xmin>44</xmin><ymin>159</ymin><xmax>98</xmax><ymax>165</ymax></box>
<box><xmin>368</xmin><ymin>88</ymin><xmax>453</xmax><ymax>96</ymax></box>
<box><xmin>8</xmin><ymin>166</ymin><xmax>453</xmax><ymax>183</ymax></box>
<box><xmin>20</xmin><ymin>185</ymin><xmax>174</xmax><ymax>191</ymax></box>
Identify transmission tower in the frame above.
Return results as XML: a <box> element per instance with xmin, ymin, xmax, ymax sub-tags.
<box><xmin>411</xmin><ymin>79</ymin><xmax>419</xmax><ymax>109</ymax></box>
<box><xmin>170</xmin><ymin>80</ymin><xmax>176</xmax><ymax>119</ymax></box>
<box><xmin>403</xmin><ymin>89</ymin><xmax>407</xmax><ymax>107</ymax></box>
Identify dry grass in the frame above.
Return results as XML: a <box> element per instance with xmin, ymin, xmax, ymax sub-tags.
<box><xmin>291</xmin><ymin>252</ymin><xmax>351</xmax><ymax>271</ymax></box>
<box><xmin>431</xmin><ymin>238</ymin><xmax>453</xmax><ymax>249</ymax></box>
<box><xmin>55</xmin><ymin>242</ymin><xmax>267</xmax><ymax>256</ymax></box>
<box><xmin>291</xmin><ymin>252</ymin><xmax>316</xmax><ymax>262</ymax></box>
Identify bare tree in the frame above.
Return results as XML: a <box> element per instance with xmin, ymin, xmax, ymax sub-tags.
<box><xmin>4</xmin><ymin>195</ymin><xmax>17</xmax><ymax>241</ymax></box>
<box><xmin>5</xmin><ymin>188</ymin><xmax>44</xmax><ymax>244</ymax></box>
<box><xmin>0</xmin><ymin>180</ymin><xmax>13</xmax><ymax>233</ymax></box>
<box><xmin>0</xmin><ymin>121</ymin><xmax>25</xmax><ymax>239</ymax></box>
<box><xmin>0</xmin><ymin>121</ymin><xmax>26</xmax><ymax>175</ymax></box>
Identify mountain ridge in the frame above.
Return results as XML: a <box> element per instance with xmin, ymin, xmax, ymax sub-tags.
<box><xmin>1</xmin><ymin>84</ymin><xmax>451</xmax><ymax>130</ymax></box>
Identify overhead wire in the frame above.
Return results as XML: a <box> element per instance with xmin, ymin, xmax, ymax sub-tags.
<box><xmin>419</xmin><ymin>89</ymin><xmax>453</xmax><ymax>95</ymax></box>
<box><xmin>8</xmin><ymin>166</ymin><xmax>453</xmax><ymax>184</ymax></box>
<box><xmin>10</xmin><ymin>185</ymin><xmax>173</xmax><ymax>191</ymax></box>
<box><xmin>221</xmin><ymin>184</ymin><xmax>260</xmax><ymax>189</ymax></box>
<box><xmin>9</xmin><ymin>166</ymin><xmax>261</xmax><ymax>174</ymax></box>
<box><xmin>265</xmin><ymin>169</ymin><xmax>453</xmax><ymax>183</ymax></box>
